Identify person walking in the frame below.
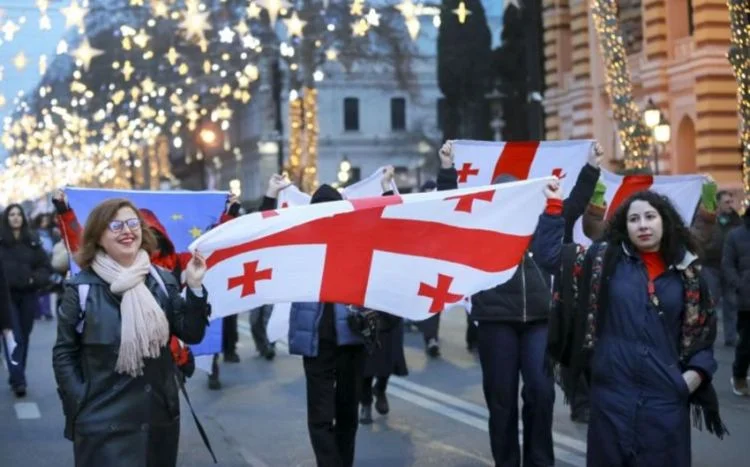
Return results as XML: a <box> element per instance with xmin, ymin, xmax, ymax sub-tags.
<box><xmin>538</xmin><ymin>183</ymin><xmax>726</xmax><ymax>466</ymax></box>
<box><xmin>0</xmin><ymin>204</ymin><xmax>52</xmax><ymax>397</ymax></box>
<box><xmin>721</xmin><ymin>201</ymin><xmax>750</xmax><ymax>396</ymax></box>
<box><xmin>52</xmin><ymin>198</ymin><xmax>210</xmax><ymax>467</ymax></box>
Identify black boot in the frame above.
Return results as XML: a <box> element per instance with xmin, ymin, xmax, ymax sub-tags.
<box><xmin>359</xmin><ymin>405</ymin><xmax>373</xmax><ymax>425</ymax></box>
<box><xmin>224</xmin><ymin>352</ymin><xmax>240</xmax><ymax>363</ymax></box>
<box><xmin>263</xmin><ymin>344</ymin><xmax>276</xmax><ymax>361</ymax></box>
<box><xmin>374</xmin><ymin>389</ymin><xmax>389</xmax><ymax>415</ymax></box>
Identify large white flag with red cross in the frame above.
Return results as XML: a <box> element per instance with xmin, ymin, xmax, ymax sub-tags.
<box><xmin>453</xmin><ymin>140</ymin><xmax>706</xmax><ymax>243</ymax></box>
<box><xmin>453</xmin><ymin>140</ymin><xmax>594</xmax><ymax>196</ymax></box>
<box><xmin>190</xmin><ymin>178</ymin><xmax>552</xmax><ymax>321</ymax></box>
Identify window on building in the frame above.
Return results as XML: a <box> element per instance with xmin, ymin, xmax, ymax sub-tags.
<box><xmin>343</xmin><ymin>97</ymin><xmax>359</xmax><ymax>131</ymax></box>
<box><xmin>391</xmin><ymin>97</ymin><xmax>406</xmax><ymax>131</ymax></box>
<box><xmin>687</xmin><ymin>0</ymin><xmax>694</xmax><ymax>35</ymax></box>
<box><xmin>616</xmin><ymin>0</ymin><xmax>643</xmax><ymax>55</ymax></box>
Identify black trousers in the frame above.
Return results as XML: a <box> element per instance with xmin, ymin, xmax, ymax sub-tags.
<box><xmin>249</xmin><ymin>305</ymin><xmax>272</xmax><ymax>352</ymax></box>
<box><xmin>560</xmin><ymin>366</ymin><xmax>589</xmax><ymax>416</ymax></box>
<box><xmin>2</xmin><ymin>291</ymin><xmax>37</xmax><ymax>388</ymax></box>
<box><xmin>417</xmin><ymin>314</ymin><xmax>440</xmax><ymax>343</ymax></box>
<box><xmin>221</xmin><ymin>315</ymin><xmax>238</xmax><ymax>354</ymax></box>
<box><xmin>733</xmin><ymin>311</ymin><xmax>750</xmax><ymax>379</ymax></box>
<box><xmin>303</xmin><ymin>341</ymin><xmax>365</xmax><ymax>467</ymax></box>
<box><xmin>361</xmin><ymin>376</ymin><xmax>389</xmax><ymax>406</ymax></box>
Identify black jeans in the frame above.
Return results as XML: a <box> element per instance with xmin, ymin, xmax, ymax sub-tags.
<box><xmin>417</xmin><ymin>314</ymin><xmax>440</xmax><ymax>343</ymax></box>
<box><xmin>361</xmin><ymin>376</ymin><xmax>389</xmax><ymax>406</ymax></box>
<box><xmin>249</xmin><ymin>305</ymin><xmax>272</xmax><ymax>352</ymax></box>
<box><xmin>733</xmin><ymin>311</ymin><xmax>750</xmax><ymax>379</ymax></box>
<box><xmin>222</xmin><ymin>315</ymin><xmax>238</xmax><ymax>354</ymax></box>
<box><xmin>303</xmin><ymin>340</ymin><xmax>365</xmax><ymax>467</ymax></box>
<box><xmin>2</xmin><ymin>291</ymin><xmax>37</xmax><ymax>388</ymax></box>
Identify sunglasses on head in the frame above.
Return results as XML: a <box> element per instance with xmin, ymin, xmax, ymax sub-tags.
<box><xmin>108</xmin><ymin>218</ymin><xmax>141</xmax><ymax>233</ymax></box>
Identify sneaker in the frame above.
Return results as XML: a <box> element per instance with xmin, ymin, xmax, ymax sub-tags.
<box><xmin>731</xmin><ymin>377</ymin><xmax>749</xmax><ymax>396</ymax></box>
<box><xmin>426</xmin><ymin>338</ymin><xmax>440</xmax><ymax>358</ymax></box>
<box><xmin>359</xmin><ymin>405</ymin><xmax>373</xmax><ymax>425</ymax></box>
<box><xmin>13</xmin><ymin>384</ymin><xmax>26</xmax><ymax>398</ymax></box>
<box><xmin>224</xmin><ymin>352</ymin><xmax>240</xmax><ymax>363</ymax></box>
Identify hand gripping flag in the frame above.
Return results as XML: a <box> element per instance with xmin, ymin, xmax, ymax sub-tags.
<box><xmin>190</xmin><ymin>177</ymin><xmax>553</xmax><ymax>322</ymax></box>
<box><xmin>64</xmin><ymin>187</ymin><xmax>228</xmax><ymax>356</ymax></box>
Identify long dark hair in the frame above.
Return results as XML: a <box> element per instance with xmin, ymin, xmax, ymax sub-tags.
<box><xmin>1</xmin><ymin>204</ymin><xmax>33</xmax><ymax>245</ymax></box>
<box><xmin>604</xmin><ymin>190</ymin><xmax>699</xmax><ymax>266</ymax></box>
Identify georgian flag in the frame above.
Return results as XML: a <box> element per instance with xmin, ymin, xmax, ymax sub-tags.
<box><xmin>453</xmin><ymin>140</ymin><xmax>706</xmax><ymax>243</ymax></box>
<box><xmin>453</xmin><ymin>140</ymin><xmax>594</xmax><ymax>197</ymax></box>
<box><xmin>190</xmin><ymin>177</ymin><xmax>553</xmax><ymax>322</ymax></box>
<box><xmin>266</xmin><ymin>167</ymin><xmax>399</xmax><ymax>341</ymax></box>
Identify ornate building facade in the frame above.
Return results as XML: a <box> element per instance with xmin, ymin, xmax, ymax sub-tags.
<box><xmin>543</xmin><ymin>0</ymin><xmax>741</xmax><ymax>188</ymax></box>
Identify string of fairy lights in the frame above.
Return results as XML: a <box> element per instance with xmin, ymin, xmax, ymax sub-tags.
<box><xmin>726</xmin><ymin>0</ymin><xmax>750</xmax><ymax>195</ymax></box>
<box><xmin>0</xmin><ymin>0</ymin><xmax>475</xmax><ymax>203</ymax></box>
<box><xmin>589</xmin><ymin>0</ymin><xmax>653</xmax><ymax>173</ymax></box>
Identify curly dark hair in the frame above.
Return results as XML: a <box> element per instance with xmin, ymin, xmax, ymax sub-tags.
<box><xmin>603</xmin><ymin>190</ymin><xmax>700</xmax><ymax>265</ymax></box>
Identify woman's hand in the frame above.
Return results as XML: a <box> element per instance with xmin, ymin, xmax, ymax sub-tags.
<box><xmin>544</xmin><ymin>177</ymin><xmax>562</xmax><ymax>200</ymax></box>
<box><xmin>266</xmin><ymin>174</ymin><xmax>291</xmax><ymax>199</ymax></box>
<box><xmin>381</xmin><ymin>165</ymin><xmax>395</xmax><ymax>193</ymax></box>
<box><xmin>439</xmin><ymin>141</ymin><xmax>454</xmax><ymax>169</ymax></box>
<box><xmin>588</xmin><ymin>142</ymin><xmax>604</xmax><ymax>168</ymax></box>
<box><xmin>185</xmin><ymin>252</ymin><xmax>207</xmax><ymax>289</ymax></box>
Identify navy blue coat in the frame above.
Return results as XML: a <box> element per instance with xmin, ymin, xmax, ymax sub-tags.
<box><xmin>535</xmin><ymin>212</ymin><xmax>717</xmax><ymax>467</ymax></box>
<box><xmin>288</xmin><ymin>302</ymin><xmax>363</xmax><ymax>357</ymax></box>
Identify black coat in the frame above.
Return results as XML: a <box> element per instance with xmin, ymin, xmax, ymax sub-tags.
<box><xmin>0</xmin><ymin>259</ymin><xmax>10</xmax><ymax>330</ymax></box>
<box><xmin>364</xmin><ymin>313</ymin><xmax>408</xmax><ymax>378</ymax></box>
<box><xmin>722</xmin><ymin>216</ymin><xmax>750</xmax><ymax>310</ymax></box>
<box><xmin>53</xmin><ymin>267</ymin><xmax>211</xmax><ymax>467</ymax></box>
<box><xmin>0</xmin><ymin>234</ymin><xmax>52</xmax><ymax>293</ymax></box>
<box><xmin>436</xmin><ymin>164</ymin><xmax>600</xmax><ymax>323</ymax></box>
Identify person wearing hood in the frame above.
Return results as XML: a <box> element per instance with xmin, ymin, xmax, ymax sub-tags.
<box><xmin>722</xmin><ymin>200</ymin><xmax>750</xmax><ymax>396</ymax></box>
<box><xmin>263</xmin><ymin>174</ymin><xmax>365</xmax><ymax>467</ymax></box>
<box><xmin>435</xmin><ymin>140</ymin><xmax>602</xmax><ymax>466</ymax></box>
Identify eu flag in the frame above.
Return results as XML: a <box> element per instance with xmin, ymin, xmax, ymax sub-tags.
<box><xmin>65</xmin><ymin>187</ymin><xmax>228</xmax><ymax>356</ymax></box>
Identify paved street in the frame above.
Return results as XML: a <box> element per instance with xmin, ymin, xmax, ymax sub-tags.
<box><xmin>1</xmin><ymin>310</ymin><xmax>748</xmax><ymax>466</ymax></box>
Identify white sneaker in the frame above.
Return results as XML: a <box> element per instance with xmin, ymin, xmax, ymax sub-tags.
<box><xmin>730</xmin><ymin>377</ymin><xmax>750</xmax><ymax>396</ymax></box>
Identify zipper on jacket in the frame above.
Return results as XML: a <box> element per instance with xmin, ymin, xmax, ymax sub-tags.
<box><xmin>522</xmin><ymin>256</ymin><xmax>527</xmax><ymax>322</ymax></box>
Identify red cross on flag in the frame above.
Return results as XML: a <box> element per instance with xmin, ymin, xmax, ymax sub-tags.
<box><xmin>190</xmin><ymin>177</ymin><xmax>553</xmax><ymax>321</ymax></box>
<box><xmin>452</xmin><ymin>140</ymin><xmax>594</xmax><ymax>197</ymax></box>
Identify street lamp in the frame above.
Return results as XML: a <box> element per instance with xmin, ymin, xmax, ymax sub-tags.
<box><xmin>338</xmin><ymin>157</ymin><xmax>352</xmax><ymax>185</ymax></box>
<box><xmin>654</xmin><ymin>115</ymin><xmax>671</xmax><ymax>144</ymax></box>
<box><xmin>643</xmin><ymin>98</ymin><xmax>661</xmax><ymax>129</ymax></box>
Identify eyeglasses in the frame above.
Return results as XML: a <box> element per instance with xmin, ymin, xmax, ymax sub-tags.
<box><xmin>108</xmin><ymin>218</ymin><xmax>141</xmax><ymax>233</ymax></box>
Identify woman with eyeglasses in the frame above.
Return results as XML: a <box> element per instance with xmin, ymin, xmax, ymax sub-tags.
<box><xmin>0</xmin><ymin>203</ymin><xmax>52</xmax><ymax>397</ymax></box>
<box><xmin>52</xmin><ymin>198</ymin><xmax>211</xmax><ymax>467</ymax></box>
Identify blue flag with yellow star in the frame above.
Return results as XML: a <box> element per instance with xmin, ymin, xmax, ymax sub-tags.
<box><xmin>64</xmin><ymin>187</ymin><xmax>228</xmax><ymax>357</ymax></box>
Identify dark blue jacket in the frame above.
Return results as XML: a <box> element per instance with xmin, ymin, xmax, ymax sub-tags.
<box><xmin>534</xmin><ymin>212</ymin><xmax>717</xmax><ymax>465</ymax></box>
<box><xmin>288</xmin><ymin>302</ymin><xmax>363</xmax><ymax>357</ymax></box>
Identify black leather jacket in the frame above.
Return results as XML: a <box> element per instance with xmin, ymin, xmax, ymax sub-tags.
<box><xmin>52</xmin><ymin>267</ymin><xmax>210</xmax><ymax>445</ymax></box>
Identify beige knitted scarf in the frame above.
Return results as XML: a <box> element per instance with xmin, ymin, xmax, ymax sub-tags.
<box><xmin>92</xmin><ymin>250</ymin><xmax>170</xmax><ymax>377</ymax></box>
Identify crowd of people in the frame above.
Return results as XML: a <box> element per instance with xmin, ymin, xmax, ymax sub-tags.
<box><xmin>0</xmin><ymin>140</ymin><xmax>747</xmax><ymax>466</ymax></box>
